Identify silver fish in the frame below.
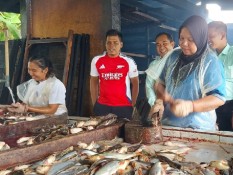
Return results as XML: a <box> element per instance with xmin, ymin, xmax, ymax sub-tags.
<box><xmin>149</xmin><ymin>162</ymin><xmax>165</xmax><ymax>175</ymax></box>
<box><xmin>95</xmin><ymin>160</ymin><xmax>122</xmax><ymax>175</ymax></box>
<box><xmin>102</xmin><ymin>152</ymin><xmax>138</xmax><ymax>160</ymax></box>
<box><xmin>47</xmin><ymin>160</ymin><xmax>76</xmax><ymax>175</ymax></box>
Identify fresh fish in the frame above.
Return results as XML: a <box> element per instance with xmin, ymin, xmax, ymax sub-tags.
<box><xmin>101</xmin><ymin>152</ymin><xmax>138</xmax><ymax>160</ymax></box>
<box><xmin>56</xmin><ymin>146</ymin><xmax>74</xmax><ymax>160</ymax></box>
<box><xmin>57</xmin><ymin>151</ymin><xmax>78</xmax><ymax>162</ymax></box>
<box><xmin>85</xmin><ymin>154</ymin><xmax>105</xmax><ymax>164</ymax></box>
<box><xmin>47</xmin><ymin>160</ymin><xmax>76</xmax><ymax>175</ymax></box>
<box><xmin>156</xmin><ymin>155</ymin><xmax>181</xmax><ymax>169</ymax></box>
<box><xmin>80</xmin><ymin>149</ymin><xmax>98</xmax><ymax>156</ymax></box>
<box><xmin>95</xmin><ymin>160</ymin><xmax>123</xmax><ymax>175</ymax></box>
<box><xmin>166</xmin><ymin>168</ymin><xmax>187</xmax><ymax>175</ymax></box>
<box><xmin>97</xmin><ymin>137</ymin><xmax>123</xmax><ymax>147</ymax></box>
<box><xmin>150</xmin><ymin>158</ymin><xmax>160</xmax><ymax>164</ymax></box>
<box><xmin>97</xmin><ymin>143</ymin><xmax>122</xmax><ymax>153</ymax></box>
<box><xmin>149</xmin><ymin>162</ymin><xmax>165</xmax><ymax>175</ymax></box>
<box><xmin>73</xmin><ymin>164</ymin><xmax>89</xmax><ymax>174</ymax></box>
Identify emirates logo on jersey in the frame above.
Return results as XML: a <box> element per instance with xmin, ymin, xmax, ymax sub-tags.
<box><xmin>101</xmin><ymin>73</ymin><xmax>123</xmax><ymax>80</ymax></box>
<box><xmin>117</xmin><ymin>65</ymin><xmax>125</xmax><ymax>69</ymax></box>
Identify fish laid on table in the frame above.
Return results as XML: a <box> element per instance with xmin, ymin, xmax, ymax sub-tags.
<box><xmin>0</xmin><ymin>136</ymin><xmax>232</xmax><ymax>175</ymax></box>
<box><xmin>94</xmin><ymin>159</ymin><xmax>130</xmax><ymax>175</ymax></box>
<box><xmin>149</xmin><ymin>162</ymin><xmax>166</xmax><ymax>175</ymax></box>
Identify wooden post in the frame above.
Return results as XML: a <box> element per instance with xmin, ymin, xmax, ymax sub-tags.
<box><xmin>63</xmin><ymin>30</ymin><xmax>74</xmax><ymax>87</ymax></box>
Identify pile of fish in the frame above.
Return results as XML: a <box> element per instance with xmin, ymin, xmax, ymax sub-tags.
<box><xmin>0</xmin><ymin>113</ymin><xmax>47</xmax><ymax>125</ymax></box>
<box><xmin>16</xmin><ymin>113</ymin><xmax>119</xmax><ymax>146</ymax></box>
<box><xmin>0</xmin><ymin>137</ymin><xmax>232</xmax><ymax>175</ymax></box>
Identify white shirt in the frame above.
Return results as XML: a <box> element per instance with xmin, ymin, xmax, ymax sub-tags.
<box><xmin>17</xmin><ymin>76</ymin><xmax>67</xmax><ymax>115</ymax></box>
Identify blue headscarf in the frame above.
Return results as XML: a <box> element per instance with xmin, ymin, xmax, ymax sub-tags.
<box><xmin>179</xmin><ymin>15</ymin><xmax>208</xmax><ymax>64</ymax></box>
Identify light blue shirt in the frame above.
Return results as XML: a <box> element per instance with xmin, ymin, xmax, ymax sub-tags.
<box><xmin>145</xmin><ymin>57</ymin><xmax>163</xmax><ymax>106</ymax></box>
<box><xmin>218</xmin><ymin>44</ymin><xmax>233</xmax><ymax>100</ymax></box>
<box><xmin>145</xmin><ymin>49</ymin><xmax>176</xmax><ymax>106</ymax></box>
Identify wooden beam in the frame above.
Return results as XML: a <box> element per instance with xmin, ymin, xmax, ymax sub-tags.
<box><xmin>62</xmin><ymin>30</ymin><xmax>74</xmax><ymax>87</ymax></box>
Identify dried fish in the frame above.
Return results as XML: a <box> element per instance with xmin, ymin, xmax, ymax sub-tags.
<box><xmin>17</xmin><ymin>136</ymin><xmax>34</xmax><ymax>145</ymax></box>
<box><xmin>69</xmin><ymin>127</ymin><xmax>83</xmax><ymax>134</ymax></box>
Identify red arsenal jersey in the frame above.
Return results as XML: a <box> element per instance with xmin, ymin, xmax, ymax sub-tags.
<box><xmin>90</xmin><ymin>52</ymin><xmax>138</xmax><ymax>106</ymax></box>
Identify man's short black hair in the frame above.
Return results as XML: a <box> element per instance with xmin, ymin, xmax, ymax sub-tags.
<box><xmin>155</xmin><ymin>32</ymin><xmax>174</xmax><ymax>42</ymax></box>
<box><xmin>106</xmin><ymin>29</ymin><xmax>123</xmax><ymax>42</ymax></box>
<box><xmin>208</xmin><ymin>21</ymin><xmax>227</xmax><ymax>34</ymax></box>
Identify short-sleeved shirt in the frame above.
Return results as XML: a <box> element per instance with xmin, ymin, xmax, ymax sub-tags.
<box><xmin>17</xmin><ymin>76</ymin><xmax>67</xmax><ymax>115</ymax></box>
<box><xmin>90</xmin><ymin>52</ymin><xmax>138</xmax><ymax>106</ymax></box>
<box><xmin>218</xmin><ymin>44</ymin><xmax>233</xmax><ymax>100</ymax></box>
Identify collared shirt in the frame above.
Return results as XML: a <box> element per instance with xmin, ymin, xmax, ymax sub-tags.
<box><xmin>145</xmin><ymin>47</ymin><xmax>179</xmax><ymax>106</ymax></box>
<box><xmin>145</xmin><ymin>56</ymin><xmax>165</xmax><ymax>106</ymax></box>
<box><xmin>218</xmin><ymin>44</ymin><xmax>233</xmax><ymax>100</ymax></box>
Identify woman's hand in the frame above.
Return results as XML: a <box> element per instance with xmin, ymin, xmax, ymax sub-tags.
<box><xmin>7</xmin><ymin>103</ymin><xmax>28</xmax><ymax>113</ymax></box>
<box><xmin>149</xmin><ymin>99</ymin><xmax>164</xmax><ymax>119</ymax></box>
<box><xmin>170</xmin><ymin>99</ymin><xmax>193</xmax><ymax>117</ymax></box>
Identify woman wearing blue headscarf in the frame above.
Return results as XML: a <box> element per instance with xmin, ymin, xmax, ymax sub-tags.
<box><xmin>151</xmin><ymin>15</ymin><xmax>226</xmax><ymax>131</ymax></box>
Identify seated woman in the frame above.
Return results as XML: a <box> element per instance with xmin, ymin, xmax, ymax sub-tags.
<box><xmin>151</xmin><ymin>15</ymin><xmax>226</xmax><ymax>131</ymax></box>
<box><xmin>8</xmin><ymin>56</ymin><xmax>67</xmax><ymax>115</ymax></box>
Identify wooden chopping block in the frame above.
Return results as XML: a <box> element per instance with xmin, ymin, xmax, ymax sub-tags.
<box><xmin>125</xmin><ymin>121</ymin><xmax>163</xmax><ymax>144</ymax></box>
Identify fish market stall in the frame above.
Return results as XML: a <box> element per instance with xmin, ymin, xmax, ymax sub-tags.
<box><xmin>0</xmin><ymin>128</ymin><xmax>232</xmax><ymax>174</ymax></box>
<box><xmin>0</xmin><ymin>113</ymin><xmax>68</xmax><ymax>141</ymax></box>
<box><xmin>0</xmin><ymin>113</ymin><xmax>232</xmax><ymax>174</ymax></box>
<box><xmin>0</xmin><ymin>114</ymin><xmax>124</xmax><ymax>169</ymax></box>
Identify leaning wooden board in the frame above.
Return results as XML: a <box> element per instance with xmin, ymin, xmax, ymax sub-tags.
<box><xmin>0</xmin><ymin>122</ymin><xmax>124</xmax><ymax>169</ymax></box>
<box><xmin>0</xmin><ymin>113</ymin><xmax>68</xmax><ymax>140</ymax></box>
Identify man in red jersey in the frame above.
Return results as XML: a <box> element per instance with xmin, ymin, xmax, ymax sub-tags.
<box><xmin>90</xmin><ymin>29</ymin><xmax>139</xmax><ymax>119</ymax></box>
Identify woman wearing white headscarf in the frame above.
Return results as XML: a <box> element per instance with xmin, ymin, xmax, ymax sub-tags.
<box><xmin>151</xmin><ymin>15</ymin><xmax>226</xmax><ymax>131</ymax></box>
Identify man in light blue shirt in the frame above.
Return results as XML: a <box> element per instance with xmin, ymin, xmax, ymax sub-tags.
<box><xmin>208</xmin><ymin>21</ymin><xmax>233</xmax><ymax>131</ymax></box>
<box><xmin>145</xmin><ymin>32</ymin><xmax>175</xmax><ymax>106</ymax></box>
